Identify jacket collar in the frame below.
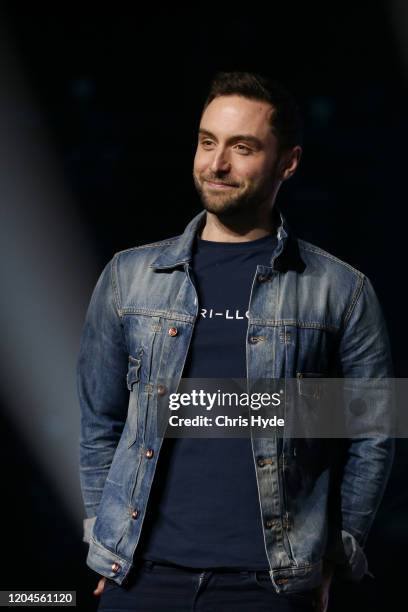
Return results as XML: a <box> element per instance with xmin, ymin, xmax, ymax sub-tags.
<box><xmin>150</xmin><ymin>208</ymin><xmax>305</xmax><ymax>273</ymax></box>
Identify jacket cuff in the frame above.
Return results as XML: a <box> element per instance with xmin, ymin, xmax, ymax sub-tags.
<box><xmin>325</xmin><ymin>529</ymin><xmax>370</xmax><ymax>581</ymax></box>
<box><xmin>83</xmin><ymin>516</ymin><xmax>97</xmax><ymax>544</ymax></box>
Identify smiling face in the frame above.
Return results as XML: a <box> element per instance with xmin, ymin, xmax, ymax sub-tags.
<box><xmin>193</xmin><ymin>95</ymin><xmax>282</xmax><ymax>219</ymax></box>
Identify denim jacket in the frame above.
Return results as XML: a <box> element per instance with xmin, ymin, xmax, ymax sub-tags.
<box><xmin>77</xmin><ymin>209</ymin><xmax>394</xmax><ymax>594</ymax></box>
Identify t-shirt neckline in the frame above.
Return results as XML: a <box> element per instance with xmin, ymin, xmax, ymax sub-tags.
<box><xmin>196</xmin><ymin>232</ymin><xmax>277</xmax><ymax>250</ymax></box>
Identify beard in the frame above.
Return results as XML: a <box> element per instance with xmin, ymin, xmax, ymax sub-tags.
<box><xmin>193</xmin><ymin>171</ymin><xmax>276</xmax><ymax>221</ymax></box>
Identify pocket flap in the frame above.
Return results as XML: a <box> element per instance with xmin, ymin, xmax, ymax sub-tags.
<box><xmin>126</xmin><ymin>356</ymin><xmax>141</xmax><ymax>390</ymax></box>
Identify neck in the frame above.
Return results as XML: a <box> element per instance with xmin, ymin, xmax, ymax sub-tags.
<box><xmin>200</xmin><ymin>206</ymin><xmax>278</xmax><ymax>243</ymax></box>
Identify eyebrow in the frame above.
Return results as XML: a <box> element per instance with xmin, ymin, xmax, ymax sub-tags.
<box><xmin>198</xmin><ymin>128</ymin><xmax>263</xmax><ymax>148</ymax></box>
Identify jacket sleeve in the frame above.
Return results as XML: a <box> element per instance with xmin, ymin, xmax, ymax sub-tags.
<box><xmin>326</xmin><ymin>274</ymin><xmax>395</xmax><ymax>580</ymax></box>
<box><xmin>77</xmin><ymin>255</ymin><xmax>129</xmax><ymax>543</ymax></box>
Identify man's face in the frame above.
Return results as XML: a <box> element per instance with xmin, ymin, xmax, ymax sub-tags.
<box><xmin>193</xmin><ymin>95</ymin><xmax>281</xmax><ymax>219</ymax></box>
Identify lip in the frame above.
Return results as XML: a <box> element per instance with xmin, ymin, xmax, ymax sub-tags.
<box><xmin>205</xmin><ymin>181</ymin><xmax>236</xmax><ymax>190</ymax></box>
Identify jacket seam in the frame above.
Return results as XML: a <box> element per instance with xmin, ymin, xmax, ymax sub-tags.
<box><xmin>121</xmin><ymin>308</ymin><xmax>195</xmax><ymax>323</ymax></box>
<box><xmin>298</xmin><ymin>242</ymin><xmax>364</xmax><ymax>277</ymax></box>
<box><xmin>273</xmin><ymin>559</ymin><xmax>322</xmax><ymax>572</ymax></box>
<box><xmin>341</xmin><ymin>274</ymin><xmax>365</xmax><ymax>332</ymax></box>
<box><xmin>250</xmin><ymin>319</ymin><xmax>338</xmax><ymax>332</ymax></box>
<box><xmin>115</xmin><ymin>238</ymin><xmax>180</xmax><ymax>255</ymax></box>
<box><xmin>110</xmin><ymin>254</ymin><xmax>132</xmax><ymax>355</ymax></box>
<box><xmin>110</xmin><ymin>254</ymin><xmax>123</xmax><ymax>318</ymax></box>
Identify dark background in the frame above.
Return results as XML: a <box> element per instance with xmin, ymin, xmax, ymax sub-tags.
<box><xmin>1</xmin><ymin>4</ymin><xmax>406</xmax><ymax>610</ymax></box>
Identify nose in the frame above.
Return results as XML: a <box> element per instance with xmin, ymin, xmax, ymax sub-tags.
<box><xmin>210</xmin><ymin>148</ymin><xmax>231</xmax><ymax>174</ymax></box>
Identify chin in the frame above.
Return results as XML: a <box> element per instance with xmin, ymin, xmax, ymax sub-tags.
<box><xmin>203</xmin><ymin>200</ymin><xmax>246</xmax><ymax>218</ymax></box>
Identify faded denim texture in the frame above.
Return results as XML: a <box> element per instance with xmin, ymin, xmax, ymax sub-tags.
<box><xmin>77</xmin><ymin>210</ymin><xmax>394</xmax><ymax>594</ymax></box>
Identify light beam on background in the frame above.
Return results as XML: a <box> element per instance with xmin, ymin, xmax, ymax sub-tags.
<box><xmin>0</xmin><ymin>22</ymin><xmax>101</xmax><ymax>528</ymax></box>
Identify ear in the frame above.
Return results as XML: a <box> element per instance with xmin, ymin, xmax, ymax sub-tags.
<box><xmin>279</xmin><ymin>146</ymin><xmax>302</xmax><ymax>181</ymax></box>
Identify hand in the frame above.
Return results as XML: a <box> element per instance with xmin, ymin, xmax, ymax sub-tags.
<box><xmin>93</xmin><ymin>576</ymin><xmax>106</xmax><ymax>597</ymax></box>
<box><xmin>313</xmin><ymin>560</ymin><xmax>335</xmax><ymax>612</ymax></box>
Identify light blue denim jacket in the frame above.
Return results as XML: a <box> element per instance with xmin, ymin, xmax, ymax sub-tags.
<box><xmin>77</xmin><ymin>209</ymin><xmax>394</xmax><ymax>594</ymax></box>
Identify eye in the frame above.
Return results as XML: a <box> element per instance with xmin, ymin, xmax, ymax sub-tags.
<box><xmin>235</xmin><ymin>144</ymin><xmax>251</xmax><ymax>154</ymax></box>
<box><xmin>200</xmin><ymin>139</ymin><xmax>215</xmax><ymax>148</ymax></box>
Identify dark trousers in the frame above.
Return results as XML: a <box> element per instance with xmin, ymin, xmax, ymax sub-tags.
<box><xmin>97</xmin><ymin>560</ymin><xmax>316</xmax><ymax>611</ymax></box>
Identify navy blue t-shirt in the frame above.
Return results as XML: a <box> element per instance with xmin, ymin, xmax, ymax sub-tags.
<box><xmin>136</xmin><ymin>231</ymin><xmax>278</xmax><ymax>569</ymax></box>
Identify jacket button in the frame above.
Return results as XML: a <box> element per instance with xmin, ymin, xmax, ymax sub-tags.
<box><xmin>157</xmin><ymin>384</ymin><xmax>167</xmax><ymax>396</ymax></box>
<box><xmin>257</xmin><ymin>458</ymin><xmax>265</xmax><ymax>467</ymax></box>
<box><xmin>257</xmin><ymin>273</ymin><xmax>268</xmax><ymax>282</ymax></box>
<box><xmin>131</xmin><ymin>509</ymin><xmax>139</xmax><ymax>519</ymax></box>
<box><xmin>168</xmin><ymin>327</ymin><xmax>178</xmax><ymax>337</ymax></box>
<box><xmin>249</xmin><ymin>336</ymin><xmax>260</xmax><ymax>344</ymax></box>
<box><xmin>145</xmin><ymin>448</ymin><xmax>154</xmax><ymax>459</ymax></box>
<box><xmin>265</xmin><ymin>519</ymin><xmax>274</xmax><ymax>529</ymax></box>
<box><xmin>111</xmin><ymin>562</ymin><xmax>121</xmax><ymax>573</ymax></box>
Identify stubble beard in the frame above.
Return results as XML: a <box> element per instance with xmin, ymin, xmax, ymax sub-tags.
<box><xmin>193</xmin><ymin>172</ymin><xmax>275</xmax><ymax>221</ymax></box>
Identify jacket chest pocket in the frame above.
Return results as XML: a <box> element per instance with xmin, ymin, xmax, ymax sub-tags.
<box><xmin>296</xmin><ymin>372</ymin><xmax>322</xmax><ymax>400</ymax></box>
<box><xmin>282</xmin><ymin>324</ymin><xmax>337</xmax><ymax>377</ymax></box>
<box><xmin>280</xmin><ymin>325</ymin><xmax>337</xmax><ymax>443</ymax></box>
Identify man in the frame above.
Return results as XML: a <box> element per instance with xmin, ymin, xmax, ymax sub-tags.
<box><xmin>78</xmin><ymin>72</ymin><xmax>394</xmax><ymax>611</ymax></box>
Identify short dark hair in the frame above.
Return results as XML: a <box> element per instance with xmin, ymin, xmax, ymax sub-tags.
<box><xmin>202</xmin><ymin>71</ymin><xmax>303</xmax><ymax>153</ymax></box>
